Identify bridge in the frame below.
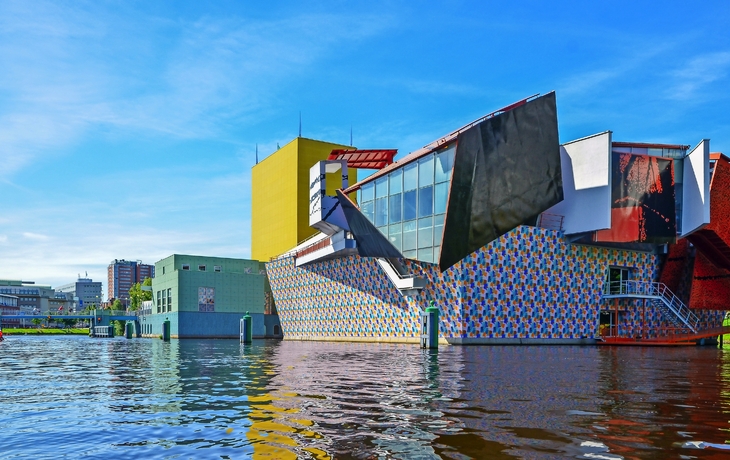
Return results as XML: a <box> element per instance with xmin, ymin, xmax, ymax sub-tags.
<box><xmin>0</xmin><ymin>310</ymin><xmax>139</xmax><ymax>336</ymax></box>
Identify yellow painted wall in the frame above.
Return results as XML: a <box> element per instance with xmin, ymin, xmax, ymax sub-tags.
<box><xmin>251</xmin><ymin>137</ymin><xmax>357</xmax><ymax>261</ymax></box>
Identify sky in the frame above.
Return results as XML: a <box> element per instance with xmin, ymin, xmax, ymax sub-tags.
<box><xmin>1</xmin><ymin>0</ymin><xmax>729</xmax><ymax>295</ymax></box>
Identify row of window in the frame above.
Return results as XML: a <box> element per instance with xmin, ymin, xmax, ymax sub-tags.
<box><xmin>358</xmin><ymin>145</ymin><xmax>454</xmax><ymax>265</ymax></box>
<box><xmin>156</xmin><ymin>289</ymin><xmax>172</xmax><ymax>314</ymax></box>
<box><xmin>181</xmin><ymin>264</ymin><xmax>222</xmax><ymax>272</ymax></box>
<box><xmin>0</xmin><ymin>288</ymin><xmax>40</xmax><ymax>295</ymax></box>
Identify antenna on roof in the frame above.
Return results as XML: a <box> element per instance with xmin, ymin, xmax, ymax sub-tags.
<box><xmin>255</xmin><ymin>144</ymin><xmax>259</xmax><ymax>164</ymax></box>
<box><xmin>277</xmin><ymin>142</ymin><xmax>280</xmax><ymax>149</ymax></box>
<box><xmin>350</xmin><ymin>125</ymin><xmax>353</xmax><ymax>146</ymax></box>
<box><xmin>299</xmin><ymin>111</ymin><xmax>302</xmax><ymax>137</ymax></box>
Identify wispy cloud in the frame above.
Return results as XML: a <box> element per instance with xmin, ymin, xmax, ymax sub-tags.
<box><xmin>666</xmin><ymin>51</ymin><xmax>730</xmax><ymax>101</ymax></box>
<box><xmin>0</xmin><ymin>2</ymin><xmax>394</xmax><ymax>179</ymax></box>
<box><xmin>22</xmin><ymin>232</ymin><xmax>50</xmax><ymax>241</ymax></box>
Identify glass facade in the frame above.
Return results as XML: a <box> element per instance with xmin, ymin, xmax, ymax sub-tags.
<box><xmin>358</xmin><ymin>144</ymin><xmax>455</xmax><ymax>264</ymax></box>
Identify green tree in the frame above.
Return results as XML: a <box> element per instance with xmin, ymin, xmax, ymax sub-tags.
<box><xmin>31</xmin><ymin>318</ymin><xmax>41</xmax><ymax>329</ymax></box>
<box><xmin>128</xmin><ymin>277</ymin><xmax>153</xmax><ymax>311</ymax></box>
<box><xmin>61</xmin><ymin>318</ymin><xmax>75</xmax><ymax>330</ymax></box>
<box><xmin>112</xmin><ymin>299</ymin><xmax>123</xmax><ymax>311</ymax></box>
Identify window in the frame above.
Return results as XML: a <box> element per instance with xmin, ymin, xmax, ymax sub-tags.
<box><xmin>403</xmin><ymin>163</ymin><xmax>418</xmax><ymax>191</ymax></box>
<box><xmin>388</xmin><ymin>193</ymin><xmax>402</xmax><ymax>223</ymax></box>
<box><xmin>198</xmin><ymin>265</ymin><xmax>206</xmax><ymax>272</ymax></box>
<box><xmin>418</xmin><ymin>186</ymin><xmax>433</xmax><ymax>217</ymax></box>
<box><xmin>403</xmin><ymin>190</ymin><xmax>417</xmax><ymax>221</ymax></box>
<box><xmin>608</xmin><ymin>267</ymin><xmax>631</xmax><ymax>294</ymax></box>
<box><xmin>214</xmin><ymin>266</ymin><xmax>221</xmax><ymax>272</ymax></box>
<box><xmin>162</xmin><ymin>266</ymin><xmax>165</xmax><ymax>275</ymax></box>
<box><xmin>418</xmin><ymin>155</ymin><xmax>434</xmax><ymax>187</ymax></box>
<box><xmin>435</xmin><ymin>145</ymin><xmax>455</xmax><ymax>182</ymax></box>
<box><xmin>361</xmin><ymin>182</ymin><xmax>374</xmax><ymax>202</ymax></box>
<box><xmin>375</xmin><ymin>176</ymin><xmax>388</xmax><ymax>199</ymax></box>
<box><xmin>434</xmin><ymin>182</ymin><xmax>449</xmax><ymax>215</ymax></box>
<box><xmin>182</xmin><ymin>264</ymin><xmax>190</xmax><ymax>271</ymax></box>
<box><xmin>167</xmin><ymin>288</ymin><xmax>172</xmax><ymax>312</ymax></box>
<box><xmin>156</xmin><ymin>291</ymin><xmax>161</xmax><ymax>313</ymax></box>
<box><xmin>389</xmin><ymin>169</ymin><xmax>402</xmax><ymax>194</ymax></box>
<box><xmin>361</xmin><ymin>201</ymin><xmax>374</xmax><ymax>222</ymax></box>
<box><xmin>403</xmin><ymin>220</ymin><xmax>417</xmax><ymax>251</ymax></box>
<box><xmin>389</xmin><ymin>223</ymin><xmax>402</xmax><ymax>251</ymax></box>
<box><xmin>418</xmin><ymin>216</ymin><xmax>433</xmax><ymax>249</ymax></box>
<box><xmin>375</xmin><ymin>197</ymin><xmax>388</xmax><ymax>227</ymax></box>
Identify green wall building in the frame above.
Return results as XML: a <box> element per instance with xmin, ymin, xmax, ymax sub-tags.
<box><xmin>139</xmin><ymin>254</ymin><xmax>276</xmax><ymax>339</ymax></box>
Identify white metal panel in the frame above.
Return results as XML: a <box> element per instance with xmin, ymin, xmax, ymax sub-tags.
<box><xmin>681</xmin><ymin>139</ymin><xmax>710</xmax><ymax>236</ymax></box>
<box><xmin>309</xmin><ymin>160</ymin><xmax>350</xmax><ymax>235</ymax></box>
<box><xmin>545</xmin><ymin>131</ymin><xmax>612</xmax><ymax>234</ymax></box>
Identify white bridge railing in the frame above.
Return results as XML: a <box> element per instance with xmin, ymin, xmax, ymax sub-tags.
<box><xmin>603</xmin><ymin>281</ymin><xmax>699</xmax><ymax>333</ymax></box>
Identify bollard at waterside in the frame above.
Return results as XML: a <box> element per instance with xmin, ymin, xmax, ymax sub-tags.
<box><xmin>241</xmin><ymin>312</ymin><xmax>252</xmax><ymax>344</ymax></box>
<box><xmin>425</xmin><ymin>300</ymin><xmax>440</xmax><ymax>350</ymax></box>
<box><xmin>125</xmin><ymin>321</ymin><xmax>133</xmax><ymax>339</ymax></box>
<box><xmin>162</xmin><ymin>319</ymin><xmax>170</xmax><ymax>342</ymax></box>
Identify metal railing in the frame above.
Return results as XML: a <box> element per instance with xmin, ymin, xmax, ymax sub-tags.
<box><xmin>603</xmin><ymin>281</ymin><xmax>699</xmax><ymax>333</ymax></box>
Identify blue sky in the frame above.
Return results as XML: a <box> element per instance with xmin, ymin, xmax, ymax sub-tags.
<box><xmin>1</xmin><ymin>0</ymin><xmax>729</xmax><ymax>294</ymax></box>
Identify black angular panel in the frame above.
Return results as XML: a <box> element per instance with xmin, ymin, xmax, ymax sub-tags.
<box><xmin>439</xmin><ymin>92</ymin><xmax>563</xmax><ymax>271</ymax></box>
<box><xmin>335</xmin><ymin>190</ymin><xmax>403</xmax><ymax>258</ymax></box>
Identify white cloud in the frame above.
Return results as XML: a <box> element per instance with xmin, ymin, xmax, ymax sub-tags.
<box><xmin>666</xmin><ymin>51</ymin><xmax>730</xmax><ymax>101</ymax></box>
<box><xmin>22</xmin><ymin>232</ymin><xmax>50</xmax><ymax>241</ymax></box>
<box><xmin>0</xmin><ymin>3</ymin><xmax>394</xmax><ymax>179</ymax></box>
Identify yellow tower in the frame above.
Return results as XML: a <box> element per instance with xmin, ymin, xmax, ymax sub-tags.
<box><xmin>251</xmin><ymin>137</ymin><xmax>357</xmax><ymax>261</ymax></box>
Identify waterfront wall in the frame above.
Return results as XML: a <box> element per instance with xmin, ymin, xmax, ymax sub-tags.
<box><xmin>267</xmin><ymin>226</ymin><xmax>725</xmax><ymax>343</ymax></box>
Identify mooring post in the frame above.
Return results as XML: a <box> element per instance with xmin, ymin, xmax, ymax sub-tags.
<box><xmin>241</xmin><ymin>311</ymin><xmax>252</xmax><ymax>344</ymax></box>
<box><xmin>423</xmin><ymin>300</ymin><xmax>440</xmax><ymax>350</ymax></box>
<box><xmin>162</xmin><ymin>318</ymin><xmax>170</xmax><ymax>342</ymax></box>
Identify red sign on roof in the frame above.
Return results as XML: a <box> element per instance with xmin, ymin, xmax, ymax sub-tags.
<box><xmin>328</xmin><ymin>149</ymin><xmax>397</xmax><ymax>170</ymax></box>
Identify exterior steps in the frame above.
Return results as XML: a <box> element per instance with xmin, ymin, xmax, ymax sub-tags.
<box><xmin>376</xmin><ymin>258</ymin><xmax>427</xmax><ymax>297</ymax></box>
<box><xmin>603</xmin><ymin>281</ymin><xmax>700</xmax><ymax>333</ymax></box>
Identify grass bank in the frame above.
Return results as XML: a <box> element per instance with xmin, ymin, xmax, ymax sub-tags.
<box><xmin>3</xmin><ymin>328</ymin><xmax>90</xmax><ymax>335</ymax></box>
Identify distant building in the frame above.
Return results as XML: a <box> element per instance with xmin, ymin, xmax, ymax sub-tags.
<box><xmin>107</xmin><ymin>259</ymin><xmax>155</xmax><ymax>307</ymax></box>
<box><xmin>0</xmin><ymin>294</ymin><xmax>19</xmax><ymax>327</ymax></box>
<box><xmin>56</xmin><ymin>277</ymin><xmax>103</xmax><ymax>311</ymax></box>
<box><xmin>139</xmin><ymin>254</ymin><xmax>277</xmax><ymax>339</ymax></box>
<box><xmin>0</xmin><ymin>279</ymin><xmax>73</xmax><ymax>318</ymax></box>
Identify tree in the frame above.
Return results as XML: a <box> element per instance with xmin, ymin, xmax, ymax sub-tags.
<box><xmin>128</xmin><ymin>277</ymin><xmax>153</xmax><ymax>311</ymax></box>
<box><xmin>31</xmin><ymin>318</ymin><xmax>41</xmax><ymax>329</ymax></box>
<box><xmin>61</xmin><ymin>318</ymin><xmax>75</xmax><ymax>330</ymax></box>
<box><xmin>112</xmin><ymin>299</ymin><xmax>123</xmax><ymax>311</ymax></box>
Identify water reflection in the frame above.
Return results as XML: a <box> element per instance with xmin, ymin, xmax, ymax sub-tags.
<box><xmin>3</xmin><ymin>337</ymin><xmax>730</xmax><ymax>458</ymax></box>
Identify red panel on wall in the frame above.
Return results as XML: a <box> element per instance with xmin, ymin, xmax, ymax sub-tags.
<box><xmin>689</xmin><ymin>251</ymin><xmax>730</xmax><ymax>310</ymax></box>
<box><xmin>659</xmin><ymin>239</ymin><xmax>691</xmax><ymax>297</ymax></box>
<box><xmin>595</xmin><ymin>207</ymin><xmax>641</xmax><ymax>243</ymax></box>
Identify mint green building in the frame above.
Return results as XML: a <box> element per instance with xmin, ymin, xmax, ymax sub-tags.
<box><xmin>139</xmin><ymin>254</ymin><xmax>276</xmax><ymax>339</ymax></box>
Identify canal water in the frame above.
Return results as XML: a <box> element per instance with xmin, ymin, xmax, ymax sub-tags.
<box><xmin>2</xmin><ymin>337</ymin><xmax>730</xmax><ymax>459</ymax></box>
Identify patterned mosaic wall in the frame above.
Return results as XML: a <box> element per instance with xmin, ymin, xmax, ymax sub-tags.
<box><xmin>266</xmin><ymin>226</ymin><xmax>725</xmax><ymax>342</ymax></box>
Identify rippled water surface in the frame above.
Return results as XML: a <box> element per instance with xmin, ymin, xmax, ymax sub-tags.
<box><xmin>3</xmin><ymin>337</ymin><xmax>730</xmax><ymax>459</ymax></box>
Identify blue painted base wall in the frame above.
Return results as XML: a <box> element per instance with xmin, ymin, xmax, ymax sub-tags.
<box><xmin>139</xmin><ymin>312</ymin><xmax>272</xmax><ymax>338</ymax></box>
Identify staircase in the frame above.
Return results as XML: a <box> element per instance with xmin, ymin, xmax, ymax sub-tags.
<box><xmin>603</xmin><ymin>281</ymin><xmax>700</xmax><ymax>333</ymax></box>
<box><xmin>376</xmin><ymin>258</ymin><xmax>427</xmax><ymax>297</ymax></box>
